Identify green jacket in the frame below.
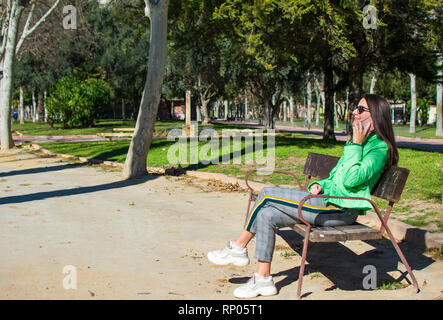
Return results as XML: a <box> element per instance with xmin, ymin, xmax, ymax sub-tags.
<box><xmin>307</xmin><ymin>132</ymin><xmax>388</xmax><ymax>213</ymax></box>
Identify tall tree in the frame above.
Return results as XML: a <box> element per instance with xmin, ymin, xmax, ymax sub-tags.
<box><xmin>165</xmin><ymin>0</ymin><xmax>227</xmax><ymax>125</ymax></box>
<box><xmin>0</xmin><ymin>0</ymin><xmax>60</xmax><ymax>150</ymax></box>
<box><xmin>215</xmin><ymin>0</ymin><xmax>305</xmax><ymax>129</ymax></box>
<box><xmin>123</xmin><ymin>0</ymin><xmax>169</xmax><ymax>179</ymax></box>
<box><xmin>280</xmin><ymin>1</ymin><xmax>356</xmax><ymax>140</ymax></box>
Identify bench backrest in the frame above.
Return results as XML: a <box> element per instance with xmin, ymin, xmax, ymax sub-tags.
<box><xmin>303</xmin><ymin>152</ymin><xmax>409</xmax><ymax>203</ymax></box>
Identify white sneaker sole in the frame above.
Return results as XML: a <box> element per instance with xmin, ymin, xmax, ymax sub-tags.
<box><xmin>233</xmin><ymin>286</ymin><xmax>278</xmax><ymax>299</ymax></box>
<box><xmin>207</xmin><ymin>252</ymin><xmax>249</xmax><ymax>267</ymax></box>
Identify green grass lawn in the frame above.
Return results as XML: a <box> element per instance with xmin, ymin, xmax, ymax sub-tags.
<box><xmin>37</xmin><ymin>136</ymin><xmax>442</xmax><ymax>201</ymax></box>
<box><xmin>13</xmin><ymin>119</ymin><xmax>443</xmax><ymax>140</ymax></box>
<box><xmin>12</xmin><ymin>120</ymin><xmax>138</xmax><ymax>136</ymax></box>
<box><xmin>12</xmin><ymin>119</ymin><xmax>261</xmax><ymax>137</ymax></box>
<box><xmin>277</xmin><ymin>119</ymin><xmax>443</xmax><ymax>139</ymax></box>
<box><xmin>392</xmin><ymin>124</ymin><xmax>443</xmax><ymax>140</ymax></box>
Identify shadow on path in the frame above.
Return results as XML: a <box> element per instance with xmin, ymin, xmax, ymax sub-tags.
<box><xmin>275</xmin><ymin>229</ymin><xmax>434</xmax><ymax>292</ymax></box>
<box><xmin>229</xmin><ymin>229</ymin><xmax>435</xmax><ymax>296</ymax></box>
<box><xmin>0</xmin><ymin>163</ymin><xmax>90</xmax><ymax>178</ymax></box>
<box><xmin>0</xmin><ymin>174</ymin><xmax>159</xmax><ymax>205</ymax></box>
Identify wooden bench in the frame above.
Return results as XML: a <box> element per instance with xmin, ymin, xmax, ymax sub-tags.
<box><xmin>244</xmin><ymin>152</ymin><xmax>419</xmax><ymax>299</ymax></box>
<box><xmin>96</xmin><ymin>132</ymin><xmax>133</xmax><ymax>141</ymax></box>
<box><xmin>112</xmin><ymin>128</ymin><xmax>135</xmax><ymax>133</ymax></box>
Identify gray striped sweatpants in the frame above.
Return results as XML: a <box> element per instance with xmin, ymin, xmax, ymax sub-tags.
<box><xmin>245</xmin><ymin>187</ymin><xmax>360</xmax><ymax>262</ymax></box>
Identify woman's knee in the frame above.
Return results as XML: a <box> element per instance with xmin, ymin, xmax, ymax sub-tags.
<box><xmin>256</xmin><ymin>207</ymin><xmax>275</xmax><ymax>223</ymax></box>
<box><xmin>258</xmin><ymin>187</ymin><xmax>273</xmax><ymax>198</ymax></box>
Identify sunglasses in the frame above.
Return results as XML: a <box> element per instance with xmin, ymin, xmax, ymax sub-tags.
<box><xmin>354</xmin><ymin>105</ymin><xmax>370</xmax><ymax>113</ymax></box>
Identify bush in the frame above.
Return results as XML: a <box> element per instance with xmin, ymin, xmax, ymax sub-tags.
<box><xmin>46</xmin><ymin>76</ymin><xmax>112</xmax><ymax>128</ymax></box>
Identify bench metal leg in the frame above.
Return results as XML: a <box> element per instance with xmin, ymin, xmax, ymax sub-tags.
<box><xmin>296</xmin><ymin>221</ymin><xmax>419</xmax><ymax>299</ymax></box>
<box><xmin>376</xmin><ymin>213</ymin><xmax>420</xmax><ymax>293</ymax></box>
<box><xmin>297</xmin><ymin>225</ymin><xmax>311</xmax><ymax>299</ymax></box>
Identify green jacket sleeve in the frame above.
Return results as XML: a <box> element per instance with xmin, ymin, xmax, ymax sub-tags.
<box><xmin>341</xmin><ymin>142</ymin><xmax>388</xmax><ymax>189</ymax></box>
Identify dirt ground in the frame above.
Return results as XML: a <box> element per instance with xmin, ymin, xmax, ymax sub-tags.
<box><xmin>0</xmin><ymin>148</ymin><xmax>442</xmax><ymax>300</ymax></box>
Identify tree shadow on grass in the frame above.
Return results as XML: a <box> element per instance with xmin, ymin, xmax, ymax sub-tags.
<box><xmin>0</xmin><ymin>174</ymin><xmax>159</xmax><ymax>205</ymax></box>
<box><xmin>180</xmin><ymin>136</ymin><xmax>344</xmax><ymax>173</ymax></box>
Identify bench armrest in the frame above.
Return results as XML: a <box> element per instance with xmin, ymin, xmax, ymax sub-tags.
<box><xmin>296</xmin><ymin>194</ymin><xmax>386</xmax><ymax>231</ymax></box>
<box><xmin>244</xmin><ymin>169</ymin><xmax>303</xmax><ymax>192</ymax></box>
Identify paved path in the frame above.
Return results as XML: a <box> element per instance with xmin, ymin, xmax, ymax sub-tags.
<box><xmin>13</xmin><ymin>134</ymin><xmax>118</xmax><ymax>143</ymax></box>
<box><xmin>1</xmin><ymin>149</ymin><xmax>442</xmax><ymax>300</ymax></box>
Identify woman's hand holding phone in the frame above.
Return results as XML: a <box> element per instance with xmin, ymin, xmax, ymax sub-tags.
<box><xmin>353</xmin><ymin>118</ymin><xmax>373</xmax><ymax>145</ymax></box>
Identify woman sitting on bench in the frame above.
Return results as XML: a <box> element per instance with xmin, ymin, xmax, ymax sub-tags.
<box><xmin>207</xmin><ymin>94</ymin><xmax>399</xmax><ymax>299</ymax></box>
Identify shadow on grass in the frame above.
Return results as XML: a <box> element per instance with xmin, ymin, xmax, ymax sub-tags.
<box><xmin>0</xmin><ymin>174</ymin><xmax>159</xmax><ymax>205</ymax></box>
<box><xmin>181</xmin><ymin>136</ymin><xmax>344</xmax><ymax>173</ymax></box>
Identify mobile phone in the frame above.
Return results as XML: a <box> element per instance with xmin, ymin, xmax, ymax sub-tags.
<box><xmin>360</xmin><ymin>118</ymin><xmax>373</xmax><ymax>132</ymax></box>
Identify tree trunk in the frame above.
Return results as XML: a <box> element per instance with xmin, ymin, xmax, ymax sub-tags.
<box><xmin>315</xmin><ymin>87</ymin><xmax>320</xmax><ymax>126</ymax></box>
<box><xmin>347</xmin><ymin>59</ymin><xmax>363</xmax><ymax>134</ymax></box>
<box><xmin>200</xmin><ymin>99</ymin><xmax>210</xmax><ymax>125</ymax></box>
<box><xmin>223</xmin><ymin>100</ymin><xmax>228</xmax><ymax>120</ymax></box>
<box><xmin>37</xmin><ymin>91</ymin><xmax>43</xmax><ymax>122</ymax></box>
<box><xmin>409</xmin><ymin>73</ymin><xmax>417</xmax><ymax>134</ymax></box>
<box><xmin>323</xmin><ymin>60</ymin><xmax>335</xmax><ymax>140</ymax></box>
<box><xmin>370</xmin><ymin>70</ymin><xmax>377</xmax><ymax>94</ymax></box>
<box><xmin>0</xmin><ymin>3</ymin><xmax>24</xmax><ymax>150</ymax></box>
<box><xmin>263</xmin><ymin>100</ymin><xmax>275</xmax><ymax>129</ymax></box>
<box><xmin>289</xmin><ymin>96</ymin><xmax>295</xmax><ymax>124</ymax></box>
<box><xmin>244</xmin><ymin>91</ymin><xmax>249</xmax><ymax>120</ymax></box>
<box><xmin>282</xmin><ymin>100</ymin><xmax>287</xmax><ymax>122</ymax></box>
<box><xmin>32</xmin><ymin>90</ymin><xmax>37</xmax><ymax>122</ymax></box>
<box><xmin>19</xmin><ymin>86</ymin><xmax>24</xmax><ymax>124</ymax></box>
<box><xmin>334</xmin><ymin>92</ymin><xmax>339</xmax><ymax>128</ymax></box>
<box><xmin>314</xmin><ymin>75</ymin><xmax>325</xmax><ymax>115</ymax></box>
<box><xmin>436</xmin><ymin>56</ymin><xmax>442</xmax><ymax>137</ymax></box>
<box><xmin>306</xmin><ymin>79</ymin><xmax>312</xmax><ymax>129</ymax></box>
<box><xmin>214</xmin><ymin>100</ymin><xmax>219</xmax><ymax>119</ymax></box>
<box><xmin>44</xmin><ymin>90</ymin><xmax>47</xmax><ymax>122</ymax></box>
<box><xmin>123</xmin><ymin>0</ymin><xmax>169</xmax><ymax>179</ymax></box>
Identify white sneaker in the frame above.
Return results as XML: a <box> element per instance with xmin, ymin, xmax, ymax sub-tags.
<box><xmin>233</xmin><ymin>273</ymin><xmax>278</xmax><ymax>299</ymax></box>
<box><xmin>207</xmin><ymin>241</ymin><xmax>250</xmax><ymax>267</ymax></box>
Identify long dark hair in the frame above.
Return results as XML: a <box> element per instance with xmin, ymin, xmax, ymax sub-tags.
<box><xmin>364</xmin><ymin>93</ymin><xmax>399</xmax><ymax>168</ymax></box>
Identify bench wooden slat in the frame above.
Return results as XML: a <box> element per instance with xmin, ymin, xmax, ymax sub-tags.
<box><xmin>333</xmin><ymin>224</ymin><xmax>382</xmax><ymax>241</ymax></box>
<box><xmin>292</xmin><ymin>223</ymin><xmax>381</xmax><ymax>242</ymax></box>
<box><xmin>113</xmin><ymin>128</ymin><xmax>135</xmax><ymax>132</ymax></box>
<box><xmin>293</xmin><ymin>224</ymin><xmax>348</xmax><ymax>242</ymax></box>
<box><xmin>371</xmin><ymin>166</ymin><xmax>409</xmax><ymax>203</ymax></box>
<box><xmin>303</xmin><ymin>153</ymin><xmax>339</xmax><ymax>179</ymax></box>
<box><xmin>293</xmin><ymin>224</ymin><xmax>346</xmax><ymax>242</ymax></box>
